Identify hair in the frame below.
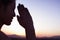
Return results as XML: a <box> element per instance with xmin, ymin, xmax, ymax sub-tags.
<box><xmin>0</xmin><ymin>0</ymin><xmax>15</xmax><ymax>6</ymax></box>
<box><xmin>0</xmin><ymin>0</ymin><xmax>15</xmax><ymax>10</ymax></box>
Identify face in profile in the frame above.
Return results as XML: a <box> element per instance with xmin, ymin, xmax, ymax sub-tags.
<box><xmin>0</xmin><ymin>1</ymin><xmax>15</xmax><ymax>25</ymax></box>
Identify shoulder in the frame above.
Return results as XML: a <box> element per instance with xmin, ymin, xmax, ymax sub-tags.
<box><xmin>0</xmin><ymin>31</ymin><xmax>11</xmax><ymax>40</ymax></box>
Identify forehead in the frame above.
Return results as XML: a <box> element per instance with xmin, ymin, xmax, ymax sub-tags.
<box><xmin>0</xmin><ymin>0</ymin><xmax>16</xmax><ymax>13</ymax></box>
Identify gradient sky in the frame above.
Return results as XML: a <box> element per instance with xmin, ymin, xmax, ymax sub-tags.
<box><xmin>1</xmin><ymin>0</ymin><xmax>60</xmax><ymax>37</ymax></box>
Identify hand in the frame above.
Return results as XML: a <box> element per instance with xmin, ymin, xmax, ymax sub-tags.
<box><xmin>17</xmin><ymin>4</ymin><xmax>33</xmax><ymax>29</ymax></box>
<box><xmin>17</xmin><ymin>4</ymin><xmax>36</xmax><ymax>40</ymax></box>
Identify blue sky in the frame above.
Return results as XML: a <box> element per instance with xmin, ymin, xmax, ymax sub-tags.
<box><xmin>1</xmin><ymin>0</ymin><xmax>60</xmax><ymax>37</ymax></box>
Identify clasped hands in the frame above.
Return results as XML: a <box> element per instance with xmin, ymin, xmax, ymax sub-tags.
<box><xmin>17</xmin><ymin>4</ymin><xmax>33</xmax><ymax>29</ymax></box>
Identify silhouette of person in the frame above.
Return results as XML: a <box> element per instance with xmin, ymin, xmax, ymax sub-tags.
<box><xmin>0</xmin><ymin>0</ymin><xmax>15</xmax><ymax>40</ymax></box>
<box><xmin>0</xmin><ymin>0</ymin><xmax>36</xmax><ymax>40</ymax></box>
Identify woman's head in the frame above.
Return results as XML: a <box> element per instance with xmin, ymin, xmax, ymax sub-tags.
<box><xmin>0</xmin><ymin>0</ymin><xmax>16</xmax><ymax>25</ymax></box>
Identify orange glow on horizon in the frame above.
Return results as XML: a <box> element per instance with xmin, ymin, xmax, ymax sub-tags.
<box><xmin>1</xmin><ymin>27</ymin><xmax>60</xmax><ymax>38</ymax></box>
<box><xmin>1</xmin><ymin>17</ymin><xmax>60</xmax><ymax>38</ymax></box>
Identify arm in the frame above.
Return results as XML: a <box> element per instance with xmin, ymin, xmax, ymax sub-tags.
<box><xmin>17</xmin><ymin>4</ymin><xmax>36</xmax><ymax>40</ymax></box>
<box><xmin>25</xmin><ymin>25</ymin><xmax>36</xmax><ymax>40</ymax></box>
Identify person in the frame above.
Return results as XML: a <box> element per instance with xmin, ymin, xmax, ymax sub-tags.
<box><xmin>0</xmin><ymin>0</ymin><xmax>15</xmax><ymax>28</ymax></box>
<box><xmin>0</xmin><ymin>0</ymin><xmax>15</xmax><ymax>40</ymax></box>
<box><xmin>0</xmin><ymin>0</ymin><xmax>36</xmax><ymax>40</ymax></box>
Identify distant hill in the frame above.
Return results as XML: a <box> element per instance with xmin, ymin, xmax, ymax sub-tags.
<box><xmin>8</xmin><ymin>35</ymin><xmax>26</xmax><ymax>40</ymax></box>
<box><xmin>8</xmin><ymin>35</ymin><xmax>60</xmax><ymax>40</ymax></box>
<box><xmin>8</xmin><ymin>34</ymin><xmax>25</xmax><ymax>38</ymax></box>
<box><xmin>37</xmin><ymin>36</ymin><xmax>60</xmax><ymax>40</ymax></box>
<box><xmin>52</xmin><ymin>36</ymin><xmax>60</xmax><ymax>38</ymax></box>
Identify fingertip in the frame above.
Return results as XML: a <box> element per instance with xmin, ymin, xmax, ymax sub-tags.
<box><xmin>17</xmin><ymin>4</ymin><xmax>20</xmax><ymax>8</ymax></box>
<box><xmin>19</xmin><ymin>4</ymin><xmax>20</xmax><ymax>6</ymax></box>
<box><xmin>18</xmin><ymin>4</ymin><xmax>21</xmax><ymax>6</ymax></box>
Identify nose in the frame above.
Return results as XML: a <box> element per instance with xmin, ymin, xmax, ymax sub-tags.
<box><xmin>13</xmin><ymin>12</ymin><xmax>15</xmax><ymax>17</ymax></box>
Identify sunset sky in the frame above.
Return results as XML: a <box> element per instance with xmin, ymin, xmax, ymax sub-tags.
<box><xmin>1</xmin><ymin>0</ymin><xmax>60</xmax><ymax>37</ymax></box>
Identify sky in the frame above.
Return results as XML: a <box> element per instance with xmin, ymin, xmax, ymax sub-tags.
<box><xmin>1</xmin><ymin>0</ymin><xmax>60</xmax><ymax>37</ymax></box>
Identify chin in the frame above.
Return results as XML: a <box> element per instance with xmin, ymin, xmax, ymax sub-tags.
<box><xmin>4</xmin><ymin>19</ymin><xmax>13</xmax><ymax>25</ymax></box>
<box><xmin>5</xmin><ymin>21</ymin><xmax>12</xmax><ymax>25</ymax></box>
<box><xmin>5</xmin><ymin>23</ymin><xmax>11</xmax><ymax>25</ymax></box>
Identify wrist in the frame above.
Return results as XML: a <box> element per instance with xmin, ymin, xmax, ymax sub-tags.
<box><xmin>25</xmin><ymin>25</ymin><xmax>36</xmax><ymax>40</ymax></box>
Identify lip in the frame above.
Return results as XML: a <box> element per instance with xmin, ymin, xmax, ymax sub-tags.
<box><xmin>11</xmin><ymin>17</ymin><xmax>13</xmax><ymax>19</ymax></box>
<box><xmin>9</xmin><ymin>17</ymin><xmax>13</xmax><ymax>22</ymax></box>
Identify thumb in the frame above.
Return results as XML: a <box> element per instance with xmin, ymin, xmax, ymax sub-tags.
<box><xmin>17</xmin><ymin>15</ymin><xmax>20</xmax><ymax>21</ymax></box>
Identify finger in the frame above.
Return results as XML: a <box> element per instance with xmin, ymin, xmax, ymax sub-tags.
<box><xmin>17</xmin><ymin>4</ymin><xmax>25</xmax><ymax>15</ymax></box>
<box><xmin>17</xmin><ymin>4</ymin><xmax>20</xmax><ymax>10</ymax></box>
<box><xmin>17</xmin><ymin>4</ymin><xmax>24</xmax><ymax>10</ymax></box>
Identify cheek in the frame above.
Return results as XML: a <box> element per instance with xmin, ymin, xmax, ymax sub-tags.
<box><xmin>0</xmin><ymin>13</ymin><xmax>6</xmax><ymax>20</ymax></box>
<box><xmin>6</xmin><ymin>9</ymin><xmax>12</xmax><ymax>17</ymax></box>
